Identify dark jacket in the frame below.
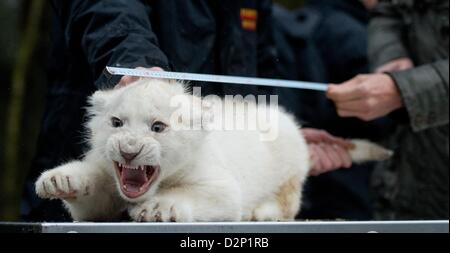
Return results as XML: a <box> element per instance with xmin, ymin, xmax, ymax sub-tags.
<box><xmin>369</xmin><ymin>0</ymin><xmax>449</xmax><ymax>219</ymax></box>
<box><xmin>21</xmin><ymin>0</ymin><xmax>277</xmax><ymax>221</ymax></box>
<box><xmin>273</xmin><ymin>1</ymin><xmax>395</xmax><ymax>220</ymax></box>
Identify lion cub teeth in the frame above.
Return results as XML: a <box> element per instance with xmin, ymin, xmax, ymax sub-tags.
<box><xmin>118</xmin><ymin>163</ymin><xmax>147</xmax><ymax>171</ymax></box>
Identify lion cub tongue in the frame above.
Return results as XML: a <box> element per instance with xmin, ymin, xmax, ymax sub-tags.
<box><xmin>121</xmin><ymin>168</ymin><xmax>147</xmax><ymax>192</ymax></box>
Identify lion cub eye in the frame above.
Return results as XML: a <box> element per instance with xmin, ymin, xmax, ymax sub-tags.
<box><xmin>151</xmin><ymin>121</ymin><xmax>167</xmax><ymax>133</ymax></box>
<box><xmin>111</xmin><ymin>117</ymin><xmax>124</xmax><ymax>128</ymax></box>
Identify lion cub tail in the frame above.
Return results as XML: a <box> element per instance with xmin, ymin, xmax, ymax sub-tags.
<box><xmin>348</xmin><ymin>140</ymin><xmax>393</xmax><ymax>163</ymax></box>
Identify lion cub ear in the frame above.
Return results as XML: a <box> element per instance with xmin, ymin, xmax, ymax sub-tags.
<box><xmin>88</xmin><ymin>90</ymin><xmax>113</xmax><ymax>115</ymax></box>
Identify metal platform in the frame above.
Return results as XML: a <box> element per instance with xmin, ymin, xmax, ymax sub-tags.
<box><xmin>1</xmin><ymin>221</ymin><xmax>448</xmax><ymax>233</ymax></box>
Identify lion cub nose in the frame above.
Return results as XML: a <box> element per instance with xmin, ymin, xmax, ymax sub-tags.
<box><xmin>120</xmin><ymin>146</ymin><xmax>143</xmax><ymax>164</ymax></box>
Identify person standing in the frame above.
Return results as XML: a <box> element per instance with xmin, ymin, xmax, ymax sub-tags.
<box><xmin>273</xmin><ymin>0</ymin><xmax>394</xmax><ymax>220</ymax></box>
<box><xmin>327</xmin><ymin>0</ymin><xmax>449</xmax><ymax>219</ymax></box>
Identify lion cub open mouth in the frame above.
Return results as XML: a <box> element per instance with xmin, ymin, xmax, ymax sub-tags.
<box><xmin>114</xmin><ymin>162</ymin><xmax>160</xmax><ymax>199</ymax></box>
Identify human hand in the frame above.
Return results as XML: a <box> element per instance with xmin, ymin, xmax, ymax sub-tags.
<box><xmin>302</xmin><ymin>128</ymin><xmax>354</xmax><ymax>176</ymax></box>
<box><xmin>327</xmin><ymin>74</ymin><xmax>404</xmax><ymax>121</ymax></box>
<box><xmin>375</xmin><ymin>57</ymin><xmax>414</xmax><ymax>73</ymax></box>
<box><xmin>362</xmin><ymin>0</ymin><xmax>379</xmax><ymax>10</ymax></box>
<box><xmin>115</xmin><ymin>67</ymin><xmax>164</xmax><ymax>89</ymax></box>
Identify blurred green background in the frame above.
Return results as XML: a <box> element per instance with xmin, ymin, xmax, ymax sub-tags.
<box><xmin>0</xmin><ymin>0</ymin><xmax>305</xmax><ymax>221</ymax></box>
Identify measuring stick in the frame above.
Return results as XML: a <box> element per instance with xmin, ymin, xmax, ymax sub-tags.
<box><xmin>106</xmin><ymin>67</ymin><xmax>328</xmax><ymax>91</ymax></box>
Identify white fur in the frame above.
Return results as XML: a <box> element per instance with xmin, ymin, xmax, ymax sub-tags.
<box><xmin>35</xmin><ymin>79</ymin><xmax>391</xmax><ymax>222</ymax></box>
<box><xmin>349</xmin><ymin>139</ymin><xmax>393</xmax><ymax>163</ymax></box>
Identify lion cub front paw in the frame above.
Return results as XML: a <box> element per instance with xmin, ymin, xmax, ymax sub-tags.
<box><xmin>129</xmin><ymin>196</ymin><xmax>194</xmax><ymax>222</ymax></box>
<box><xmin>35</xmin><ymin>167</ymin><xmax>90</xmax><ymax>200</ymax></box>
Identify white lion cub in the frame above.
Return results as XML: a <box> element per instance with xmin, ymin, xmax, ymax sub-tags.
<box><xmin>35</xmin><ymin>79</ymin><xmax>392</xmax><ymax>222</ymax></box>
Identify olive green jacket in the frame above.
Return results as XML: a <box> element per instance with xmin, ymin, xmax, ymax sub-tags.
<box><xmin>368</xmin><ymin>0</ymin><xmax>449</xmax><ymax>219</ymax></box>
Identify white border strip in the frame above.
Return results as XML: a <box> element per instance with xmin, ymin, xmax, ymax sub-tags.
<box><xmin>40</xmin><ymin>220</ymin><xmax>449</xmax><ymax>233</ymax></box>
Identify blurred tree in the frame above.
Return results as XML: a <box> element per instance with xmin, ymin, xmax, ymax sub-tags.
<box><xmin>0</xmin><ymin>0</ymin><xmax>20</xmax><ymax>221</ymax></box>
<box><xmin>1</xmin><ymin>0</ymin><xmax>49</xmax><ymax>221</ymax></box>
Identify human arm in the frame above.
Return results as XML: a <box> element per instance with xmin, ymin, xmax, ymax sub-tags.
<box><xmin>51</xmin><ymin>0</ymin><xmax>170</xmax><ymax>89</ymax></box>
<box><xmin>327</xmin><ymin>60</ymin><xmax>449</xmax><ymax>131</ymax></box>
<box><xmin>368</xmin><ymin>2</ymin><xmax>410</xmax><ymax>71</ymax></box>
<box><xmin>302</xmin><ymin>128</ymin><xmax>354</xmax><ymax>176</ymax></box>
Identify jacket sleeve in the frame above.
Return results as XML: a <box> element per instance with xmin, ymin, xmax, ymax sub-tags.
<box><xmin>52</xmin><ymin>0</ymin><xmax>170</xmax><ymax>89</ymax></box>
<box><xmin>368</xmin><ymin>2</ymin><xmax>410</xmax><ymax>71</ymax></box>
<box><xmin>257</xmin><ymin>0</ymin><xmax>278</xmax><ymax>78</ymax></box>
<box><xmin>389</xmin><ymin>59</ymin><xmax>449</xmax><ymax>132</ymax></box>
